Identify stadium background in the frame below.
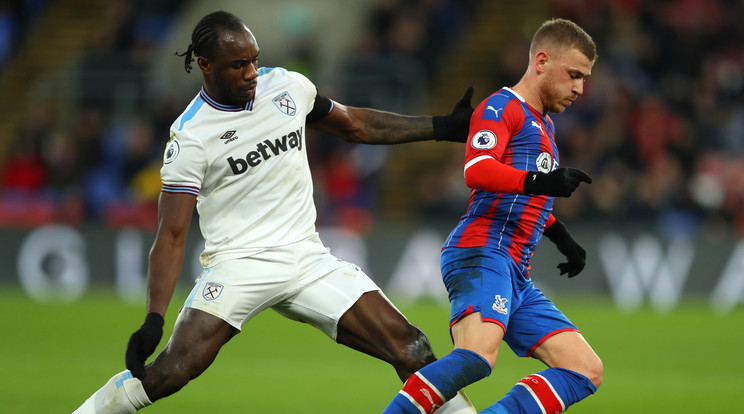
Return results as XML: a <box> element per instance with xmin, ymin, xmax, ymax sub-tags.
<box><xmin>0</xmin><ymin>0</ymin><xmax>742</xmax><ymax>412</ymax></box>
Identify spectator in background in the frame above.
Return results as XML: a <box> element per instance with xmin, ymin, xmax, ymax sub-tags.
<box><xmin>544</xmin><ymin>0</ymin><xmax>744</xmax><ymax>235</ymax></box>
<box><xmin>1</xmin><ymin>0</ymin><xmax>744</xmax><ymax>236</ymax></box>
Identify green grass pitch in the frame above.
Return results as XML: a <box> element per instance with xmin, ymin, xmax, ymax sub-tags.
<box><xmin>1</xmin><ymin>288</ymin><xmax>742</xmax><ymax>413</ymax></box>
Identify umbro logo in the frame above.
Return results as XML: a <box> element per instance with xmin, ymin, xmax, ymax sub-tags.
<box><xmin>220</xmin><ymin>130</ymin><xmax>239</xmax><ymax>144</ymax></box>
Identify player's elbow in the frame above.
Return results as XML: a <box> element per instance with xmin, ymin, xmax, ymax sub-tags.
<box><xmin>586</xmin><ymin>355</ymin><xmax>604</xmax><ymax>389</ymax></box>
<box><xmin>464</xmin><ymin>169</ymin><xmax>485</xmax><ymax>190</ymax></box>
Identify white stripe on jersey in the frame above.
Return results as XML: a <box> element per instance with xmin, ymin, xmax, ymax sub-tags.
<box><xmin>464</xmin><ymin>154</ymin><xmax>495</xmax><ymax>173</ymax></box>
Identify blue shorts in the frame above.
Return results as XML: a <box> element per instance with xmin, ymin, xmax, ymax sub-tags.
<box><xmin>441</xmin><ymin>246</ymin><xmax>577</xmax><ymax>357</ymax></box>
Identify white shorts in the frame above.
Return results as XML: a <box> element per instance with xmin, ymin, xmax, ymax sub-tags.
<box><xmin>181</xmin><ymin>234</ymin><xmax>380</xmax><ymax>339</ymax></box>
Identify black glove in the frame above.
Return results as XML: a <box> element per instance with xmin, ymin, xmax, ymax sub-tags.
<box><xmin>125</xmin><ymin>312</ymin><xmax>164</xmax><ymax>380</ymax></box>
<box><xmin>543</xmin><ymin>219</ymin><xmax>586</xmax><ymax>278</ymax></box>
<box><xmin>432</xmin><ymin>86</ymin><xmax>475</xmax><ymax>142</ymax></box>
<box><xmin>523</xmin><ymin>168</ymin><xmax>592</xmax><ymax>197</ymax></box>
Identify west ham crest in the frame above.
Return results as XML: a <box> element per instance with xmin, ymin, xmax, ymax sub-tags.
<box><xmin>272</xmin><ymin>92</ymin><xmax>297</xmax><ymax>116</ymax></box>
<box><xmin>202</xmin><ymin>282</ymin><xmax>224</xmax><ymax>301</ymax></box>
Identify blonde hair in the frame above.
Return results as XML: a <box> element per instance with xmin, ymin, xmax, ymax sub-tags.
<box><xmin>529</xmin><ymin>18</ymin><xmax>597</xmax><ymax>61</ymax></box>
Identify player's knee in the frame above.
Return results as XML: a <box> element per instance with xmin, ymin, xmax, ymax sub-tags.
<box><xmin>392</xmin><ymin>326</ymin><xmax>436</xmax><ymax>370</ymax></box>
<box><xmin>586</xmin><ymin>355</ymin><xmax>603</xmax><ymax>389</ymax></box>
<box><xmin>141</xmin><ymin>362</ymin><xmax>196</xmax><ymax>401</ymax></box>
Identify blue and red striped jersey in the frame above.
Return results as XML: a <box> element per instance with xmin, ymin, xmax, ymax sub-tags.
<box><xmin>443</xmin><ymin>87</ymin><xmax>559</xmax><ymax>276</ymax></box>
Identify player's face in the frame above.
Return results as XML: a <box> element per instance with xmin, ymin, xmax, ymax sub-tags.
<box><xmin>540</xmin><ymin>48</ymin><xmax>594</xmax><ymax>114</ymax></box>
<box><xmin>200</xmin><ymin>27</ymin><xmax>260</xmax><ymax>106</ymax></box>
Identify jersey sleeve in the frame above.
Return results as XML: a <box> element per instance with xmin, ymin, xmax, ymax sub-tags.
<box><xmin>466</xmin><ymin>93</ymin><xmax>524</xmax><ymax>163</ymax></box>
<box><xmin>287</xmin><ymin>70</ymin><xmax>320</xmax><ymax>117</ymax></box>
<box><xmin>463</xmin><ymin>93</ymin><xmax>528</xmax><ymax>193</ymax></box>
<box><xmin>160</xmin><ymin>129</ymin><xmax>206</xmax><ymax>196</ymax></box>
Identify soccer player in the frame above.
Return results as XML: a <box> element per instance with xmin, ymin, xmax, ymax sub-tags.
<box><xmin>73</xmin><ymin>10</ymin><xmax>477</xmax><ymax>414</ymax></box>
<box><xmin>382</xmin><ymin>18</ymin><xmax>603</xmax><ymax>414</ymax></box>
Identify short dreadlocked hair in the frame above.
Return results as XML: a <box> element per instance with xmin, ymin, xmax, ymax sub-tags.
<box><xmin>176</xmin><ymin>10</ymin><xmax>246</xmax><ymax>73</ymax></box>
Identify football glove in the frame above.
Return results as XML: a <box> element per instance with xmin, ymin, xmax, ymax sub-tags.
<box><xmin>125</xmin><ymin>312</ymin><xmax>164</xmax><ymax>380</ymax></box>
<box><xmin>432</xmin><ymin>86</ymin><xmax>475</xmax><ymax>142</ymax></box>
<box><xmin>543</xmin><ymin>219</ymin><xmax>586</xmax><ymax>278</ymax></box>
<box><xmin>523</xmin><ymin>168</ymin><xmax>592</xmax><ymax>197</ymax></box>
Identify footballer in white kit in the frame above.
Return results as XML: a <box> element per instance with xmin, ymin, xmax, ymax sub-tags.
<box><xmin>163</xmin><ymin>66</ymin><xmax>375</xmax><ymax>336</ymax></box>
<box><xmin>73</xmin><ymin>10</ymin><xmax>478</xmax><ymax>414</ymax></box>
<box><xmin>165</xmin><ymin>67</ymin><xmax>318</xmax><ymax>267</ymax></box>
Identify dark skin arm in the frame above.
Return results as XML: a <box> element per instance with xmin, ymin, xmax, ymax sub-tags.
<box><xmin>310</xmin><ymin>101</ymin><xmax>434</xmax><ymax>145</ymax></box>
<box><xmin>125</xmin><ymin>191</ymin><xmax>196</xmax><ymax>379</ymax></box>
<box><xmin>146</xmin><ymin>191</ymin><xmax>197</xmax><ymax>317</ymax></box>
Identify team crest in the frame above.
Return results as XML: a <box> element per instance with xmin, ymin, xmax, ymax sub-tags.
<box><xmin>472</xmin><ymin>130</ymin><xmax>497</xmax><ymax>149</ymax></box>
<box><xmin>202</xmin><ymin>282</ymin><xmax>224</xmax><ymax>301</ymax></box>
<box><xmin>536</xmin><ymin>152</ymin><xmax>553</xmax><ymax>173</ymax></box>
<box><xmin>163</xmin><ymin>140</ymin><xmax>180</xmax><ymax>164</ymax></box>
<box><xmin>272</xmin><ymin>92</ymin><xmax>297</xmax><ymax>116</ymax></box>
<box><xmin>492</xmin><ymin>295</ymin><xmax>508</xmax><ymax>315</ymax></box>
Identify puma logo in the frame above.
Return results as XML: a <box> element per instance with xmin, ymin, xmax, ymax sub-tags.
<box><xmin>486</xmin><ymin>105</ymin><xmax>503</xmax><ymax>117</ymax></box>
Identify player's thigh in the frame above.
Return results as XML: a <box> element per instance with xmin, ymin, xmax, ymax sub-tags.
<box><xmin>451</xmin><ymin>312</ymin><xmax>504</xmax><ymax>366</ymax></box>
<box><xmin>272</xmin><ymin>262</ymin><xmax>380</xmax><ymax>341</ymax></box>
<box><xmin>335</xmin><ymin>289</ymin><xmax>420</xmax><ymax>349</ymax></box>
<box><xmin>443</xmin><ymin>249</ymin><xmax>514</xmax><ymax>365</ymax></box>
<box><xmin>531</xmin><ymin>330</ymin><xmax>603</xmax><ymax>386</ymax></box>
<box><xmin>145</xmin><ymin>308</ymin><xmax>235</xmax><ymax>391</ymax></box>
<box><xmin>183</xmin><ymin>252</ymin><xmax>298</xmax><ymax>331</ymax></box>
<box><xmin>501</xmin><ymin>280</ymin><xmax>579</xmax><ymax>358</ymax></box>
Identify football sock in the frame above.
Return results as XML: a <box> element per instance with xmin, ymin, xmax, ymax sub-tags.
<box><xmin>383</xmin><ymin>348</ymin><xmax>492</xmax><ymax>414</ymax></box>
<box><xmin>73</xmin><ymin>370</ymin><xmax>152</xmax><ymax>414</ymax></box>
<box><xmin>437</xmin><ymin>390</ymin><xmax>477</xmax><ymax>414</ymax></box>
<box><xmin>480</xmin><ymin>367</ymin><xmax>597</xmax><ymax>414</ymax></box>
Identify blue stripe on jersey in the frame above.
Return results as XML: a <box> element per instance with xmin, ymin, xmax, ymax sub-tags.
<box><xmin>178</xmin><ymin>96</ymin><xmax>206</xmax><ymax>131</ymax></box>
<box><xmin>444</xmin><ymin>89</ymin><xmax>556</xmax><ymax>273</ymax></box>
<box><xmin>482</xmin><ymin>92</ymin><xmax>513</xmax><ymax>122</ymax></box>
<box><xmin>489</xmin><ymin>193</ymin><xmax>522</xmax><ymax>250</ymax></box>
<box><xmin>257</xmin><ymin>67</ymin><xmax>275</xmax><ymax>76</ymax></box>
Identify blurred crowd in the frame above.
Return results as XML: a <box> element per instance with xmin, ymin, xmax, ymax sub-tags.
<box><xmin>0</xmin><ymin>0</ymin><xmax>46</xmax><ymax>72</ymax></box>
<box><xmin>0</xmin><ymin>0</ymin><xmax>184</xmax><ymax>228</ymax></box>
<box><xmin>0</xmin><ymin>0</ymin><xmax>742</xmax><ymax>238</ymax></box>
<box><xmin>544</xmin><ymin>0</ymin><xmax>744</xmax><ymax>238</ymax></box>
<box><xmin>308</xmin><ymin>0</ymin><xmax>476</xmax><ymax>231</ymax></box>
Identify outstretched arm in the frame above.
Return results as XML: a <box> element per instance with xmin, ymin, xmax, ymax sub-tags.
<box><xmin>309</xmin><ymin>87</ymin><xmax>474</xmax><ymax>144</ymax></box>
<box><xmin>146</xmin><ymin>191</ymin><xmax>196</xmax><ymax>316</ymax></box>
<box><xmin>310</xmin><ymin>102</ymin><xmax>432</xmax><ymax>144</ymax></box>
<box><xmin>465</xmin><ymin>157</ymin><xmax>592</xmax><ymax>198</ymax></box>
<box><xmin>125</xmin><ymin>191</ymin><xmax>195</xmax><ymax>380</ymax></box>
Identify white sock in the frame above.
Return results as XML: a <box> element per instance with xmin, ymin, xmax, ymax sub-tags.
<box><xmin>437</xmin><ymin>390</ymin><xmax>477</xmax><ymax>414</ymax></box>
<box><xmin>73</xmin><ymin>370</ymin><xmax>152</xmax><ymax>414</ymax></box>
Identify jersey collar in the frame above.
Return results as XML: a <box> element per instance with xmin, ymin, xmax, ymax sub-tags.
<box><xmin>502</xmin><ymin>87</ymin><xmax>525</xmax><ymax>102</ymax></box>
<box><xmin>199</xmin><ymin>86</ymin><xmax>255</xmax><ymax>112</ymax></box>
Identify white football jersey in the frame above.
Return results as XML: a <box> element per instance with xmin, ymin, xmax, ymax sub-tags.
<box><xmin>161</xmin><ymin>67</ymin><xmax>322</xmax><ymax>267</ymax></box>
